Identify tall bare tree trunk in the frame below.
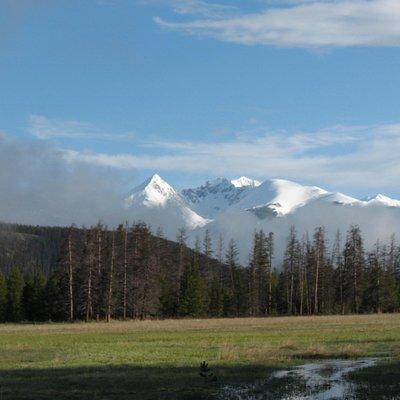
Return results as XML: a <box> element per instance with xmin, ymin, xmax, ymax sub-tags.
<box><xmin>85</xmin><ymin>238</ymin><xmax>93</xmax><ymax>322</ymax></box>
<box><xmin>299</xmin><ymin>257</ymin><xmax>304</xmax><ymax>316</ymax></box>
<box><xmin>107</xmin><ymin>231</ymin><xmax>115</xmax><ymax>322</ymax></box>
<box><xmin>339</xmin><ymin>262</ymin><xmax>344</xmax><ymax>315</ymax></box>
<box><xmin>68</xmin><ymin>231</ymin><xmax>74</xmax><ymax>322</ymax></box>
<box><xmin>96</xmin><ymin>228</ymin><xmax>102</xmax><ymax>321</ymax></box>
<box><xmin>314</xmin><ymin>254</ymin><xmax>319</xmax><ymax>314</ymax></box>
<box><xmin>268</xmin><ymin>233</ymin><xmax>273</xmax><ymax>315</ymax></box>
<box><xmin>123</xmin><ymin>223</ymin><xmax>128</xmax><ymax>320</ymax></box>
<box><xmin>289</xmin><ymin>263</ymin><xmax>294</xmax><ymax>315</ymax></box>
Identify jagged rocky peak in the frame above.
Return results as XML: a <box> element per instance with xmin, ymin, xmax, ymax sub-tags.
<box><xmin>181</xmin><ymin>176</ymin><xmax>261</xmax><ymax>218</ymax></box>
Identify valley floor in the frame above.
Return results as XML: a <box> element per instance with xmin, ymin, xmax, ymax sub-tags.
<box><xmin>0</xmin><ymin>314</ymin><xmax>400</xmax><ymax>399</ymax></box>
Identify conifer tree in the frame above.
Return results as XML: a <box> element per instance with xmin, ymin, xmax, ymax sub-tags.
<box><xmin>7</xmin><ymin>267</ymin><xmax>24</xmax><ymax>322</ymax></box>
<box><xmin>332</xmin><ymin>230</ymin><xmax>344</xmax><ymax>314</ymax></box>
<box><xmin>208</xmin><ymin>276</ymin><xmax>223</xmax><ymax>317</ymax></box>
<box><xmin>43</xmin><ymin>271</ymin><xmax>62</xmax><ymax>321</ymax></box>
<box><xmin>225</xmin><ymin>239</ymin><xmax>239</xmax><ymax>316</ymax></box>
<box><xmin>343</xmin><ymin>225</ymin><xmax>365</xmax><ymax>313</ymax></box>
<box><xmin>312</xmin><ymin>227</ymin><xmax>327</xmax><ymax>314</ymax></box>
<box><xmin>179</xmin><ymin>257</ymin><xmax>204</xmax><ymax>317</ymax></box>
<box><xmin>33</xmin><ymin>269</ymin><xmax>46</xmax><ymax>321</ymax></box>
<box><xmin>0</xmin><ymin>272</ymin><xmax>7</xmax><ymax>322</ymax></box>
<box><xmin>23</xmin><ymin>274</ymin><xmax>35</xmax><ymax>321</ymax></box>
<box><xmin>283</xmin><ymin>226</ymin><xmax>298</xmax><ymax>315</ymax></box>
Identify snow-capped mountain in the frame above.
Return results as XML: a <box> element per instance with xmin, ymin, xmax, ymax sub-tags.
<box><xmin>124</xmin><ymin>174</ymin><xmax>400</xmax><ymax>263</ymax></box>
<box><xmin>181</xmin><ymin>177</ymin><xmax>259</xmax><ymax>219</ymax></box>
<box><xmin>124</xmin><ymin>174</ymin><xmax>209</xmax><ymax>236</ymax></box>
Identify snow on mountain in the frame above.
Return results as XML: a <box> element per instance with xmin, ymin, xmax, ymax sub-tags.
<box><xmin>232</xmin><ymin>179</ymin><xmax>328</xmax><ymax>217</ymax></box>
<box><xmin>231</xmin><ymin>176</ymin><xmax>261</xmax><ymax>188</ymax></box>
<box><xmin>319</xmin><ymin>192</ymin><xmax>360</xmax><ymax>206</ymax></box>
<box><xmin>124</xmin><ymin>174</ymin><xmax>209</xmax><ymax>236</ymax></box>
<box><xmin>124</xmin><ymin>174</ymin><xmax>400</xmax><ymax>264</ymax></box>
<box><xmin>181</xmin><ymin>177</ymin><xmax>257</xmax><ymax>219</ymax></box>
<box><xmin>363</xmin><ymin>194</ymin><xmax>400</xmax><ymax>208</ymax></box>
<box><xmin>125</xmin><ymin>174</ymin><xmax>177</xmax><ymax>208</ymax></box>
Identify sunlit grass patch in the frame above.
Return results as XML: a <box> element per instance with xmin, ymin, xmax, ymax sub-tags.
<box><xmin>0</xmin><ymin>314</ymin><xmax>399</xmax><ymax>399</ymax></box>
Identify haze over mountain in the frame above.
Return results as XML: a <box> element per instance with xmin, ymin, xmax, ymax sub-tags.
<box><xmin>125</xmin><ymin>174</ymin><xmax>400</xmax><ymax>263</ymax></box>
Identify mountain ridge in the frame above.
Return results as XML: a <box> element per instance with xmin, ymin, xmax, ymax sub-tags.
<box><xmin>124</xmin><ymin>174</ymin><xmax>400</xmax><ymax>261</ymax></box>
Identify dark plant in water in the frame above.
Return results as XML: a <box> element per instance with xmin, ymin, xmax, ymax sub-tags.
<box><xmin>199</xmin><ymin>361</ymin><xmax>217</xmax><ymax>383</ymax></box>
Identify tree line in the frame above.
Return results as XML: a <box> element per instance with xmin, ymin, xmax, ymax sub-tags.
<box><xmin>0</xmin><ymin>222</ymin><xmax>399</xmax><ymax>322</ymax></box>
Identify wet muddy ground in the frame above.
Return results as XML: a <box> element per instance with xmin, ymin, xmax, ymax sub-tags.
<box><xmin>219</xmin><ymin>358</ymin><xmax>378</xmax><ymax>400</ymax></box>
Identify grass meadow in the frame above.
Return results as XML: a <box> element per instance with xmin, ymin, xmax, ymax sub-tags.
<box><xmin>0</xmin><ymin>314</ymin><xmax>400</xmax><ymax>399</ymax></box>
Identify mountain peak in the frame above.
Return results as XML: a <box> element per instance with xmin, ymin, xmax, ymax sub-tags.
<box><xmin>125</xmin><ymin>174</ymin><xmax>176</xmax><ymax>208</ymax></box>
<box><xmin>231</xmin><ymin>176</ymin><xmax>261</xmax><ymax>188</ymax></box>
<box><xmin>365</xmin><ymin>194</ymin><xmax>400</xmax><ymax>207</ymax></box>
<box><xmin>145</xmin><ymin>173</ymin><xmax>168</xmax><ymax>187</ymax></box>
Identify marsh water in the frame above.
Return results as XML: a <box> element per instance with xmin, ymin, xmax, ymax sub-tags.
<box><xmin>219</xmin><ymin>358</ymin><xmax>377</xmax><ymax>400</ymax></box>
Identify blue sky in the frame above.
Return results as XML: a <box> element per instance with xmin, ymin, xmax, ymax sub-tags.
<box><xmin>1</xmin><ymin>0</ymin><xmax>400</xmax><ymax>197</ymax></box>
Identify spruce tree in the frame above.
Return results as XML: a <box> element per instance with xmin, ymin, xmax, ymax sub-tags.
<box><xmin>7</xmin><ymin>267</ymin><xmax>24</xmax><ymax>322</ymax></box>
<box><xmin>43</xmin><ymin>272</ymin><xmax>63</xmax><ymax>321</ymax></box>
<box><xmin>32</xmin><ymin>270</ymin><xmax>47</xmax><ymax>321</ymax></box>
<box><xmin>179</xmin><ymin>256</ymin><xmax>204</xmax><ymax>317</ymax></box>
<box><xmin>0</xmin><ymin>272</ymin><xmax>7</xmax><ymax>322</ymax></box>
<box><xmin>208</xmin><ymin>276</ymin><xmax>223</xmax><ymax>317</ymax></box>
<box><xmin>23</xmin><ymin>274</ymin><xmax>35</xmax><ymax>321</ymax></box>
<box><xmin>343</xmin><ymin>225</ymin><xmax>365</xmax><ymax>313</ymax></box>
<box><xmin>224</xmin><ymin>239</ymin><xmax>239</xmax><ymax>316</ymax></box>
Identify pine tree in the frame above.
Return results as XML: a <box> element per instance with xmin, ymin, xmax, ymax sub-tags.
<box><xmin>94</xmin><ymin>223</ymin><xmax>104</xmax><ymax>321</ymax></box>
<box><xmin>343</xmin><ymin>225</ymin><xmax>365</xmax><ymax>313</ymax></box>
<box><xmin>382</xmin><ymin>236</ymin><xmax>400</xmax><ymax>312</ymax></box>
<box><xmin>283</xmin><ymin>226</ymin><xmax>298</xmax><ymax>315</ymax></box>
<box><xmin>312</xmin><ymin>227</ymin><xmax>327</xmax><ymax>314</ymax></box>
<box><xmin>332</xmin><ymin>230</ymin><xmax>344</xmax><ymax>314</ymax></box>
<box><xmin>23</xmin><ymin>274</ymin><xmax>35</xmax><ymax>321</ymax></box>
<box><xmin>122</xmin><ymin>222</ymin><xmax>129</xmax><ymax>320</ymax></box>
<box><xmin>106</xmin><ymin>230</ymin><xmax>116</xmax><ymax>322</ymax></box>
<box><xmin>179</xmin><ymin>253</ymin><xmax>204</xmax><ymax>317</ymax></box>
<box><xmin>267</xmin><ymin>232</ymin><xmax>274</xmax><ymax>315</ymax></box>
<box><xmin>248</xmin><ymin>232</ymin><xmax>259</xmax><ymax>316</ymax></box>
<box><xmin>208</xmin><ymin>276</ymin><xmax>223</xmax><ymax>317</ymax></box>
<box><xmin>7</xmin><ymin>267</ymin><xmax>24</xmax><ymax>322</ymax></box>
<box><xmin>43</xmin><ymin>272</ymin><xmax>62</xmax><ymax>321</ymax></box>
<box><xmin>0</xmin><ymin>272</ymin><xmax>8</xmax><ymax>322</ymax></box>
<box><xmin>224</xmin><ymin>239</ymin><xmax>239</xmax><ymax>316</ymax></box>
<box><xmin>364</xmin><ymin>242</ymin><xmax>383</xmax><ymax>313</ymax></box>
<box><xmin>23</xmin><ymin>270</ymin><xmax>47</xmax><ymax>321</ymax></box>
<box><xmin>176</xmin><ymin>227</ymin><xmax>188</xmax><ymax>307</ymax></box>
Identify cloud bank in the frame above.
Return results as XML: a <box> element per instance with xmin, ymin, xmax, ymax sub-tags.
<box><xmin>0</xmin><ymin>136</ymin><xmax>130</xmax><ymax>227</ymax></box>
<box><xmin>154</xmin><ymin>0</ymin><xmax>400</xmax><ymax>48</ymax></box>
<box><xmin>64</xmin><ymin>123</ymin><xmax>400</xmax><ymax>191</ymax></box>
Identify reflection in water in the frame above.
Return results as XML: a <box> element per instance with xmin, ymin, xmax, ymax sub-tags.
<box><xmin>219</xmin><ymin>358</ymin><xmax>377</xmax><ymax>400</ymax></box>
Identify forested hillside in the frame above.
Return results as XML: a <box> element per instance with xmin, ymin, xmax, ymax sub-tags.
<box><xmin>0</xmin><ymin>222</ymin><xmax>399</xmax><ymax>322</ymax></box>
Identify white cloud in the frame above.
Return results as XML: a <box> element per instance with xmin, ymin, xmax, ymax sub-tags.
<box><xmin>154</xmin><ymin>0</ymin><xmax>400</xmax><ymax>48</ymax></box>
<box><xmin>28</xmin><ymin>115</ymin><xmax>135</xmax><ymax>141</ymax></box>
<box><xmin>0</xmin><ymin>135</ymin><xmax>129</xmax><ymax>226</ymax></box>
<box><xmin>140</xmin><ymin>0</ymin><xmax>237</xmax><ymax>18</ymax></box>
<box><xmin>62</xmin><ymin>123</ymin><xmax>400</xmax><ymax>190</ymax></box>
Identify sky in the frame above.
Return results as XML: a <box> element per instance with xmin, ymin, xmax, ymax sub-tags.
<box><xmin>1</xmin><ymin>0</ymin><xmax>400</xmax><ymax>205</ymax></box>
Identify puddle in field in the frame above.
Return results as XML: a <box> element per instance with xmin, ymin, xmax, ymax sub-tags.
<box><xmin>219</xmin><ymin>358</ymin><xmax>377</xmax><ymax>400</ymax></box>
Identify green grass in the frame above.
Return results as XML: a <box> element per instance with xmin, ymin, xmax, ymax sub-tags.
<box><xmin>0</xmin><ymin>315</ymin><xmax>400</xmax><ymax>399</ymax></box>
<box><xmin>350</xmin><ymin>360</ymin><xmax>400</xmax><ymax>399</ymax></box>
